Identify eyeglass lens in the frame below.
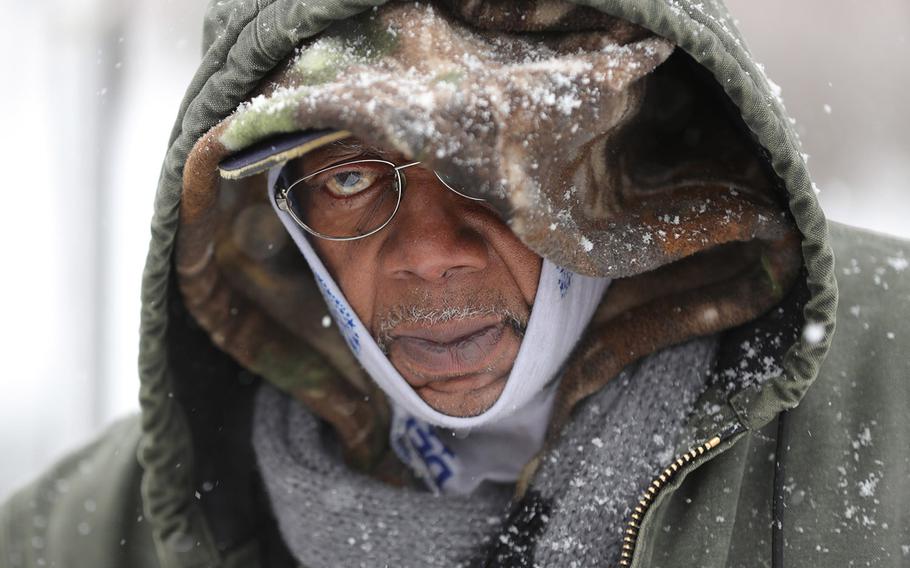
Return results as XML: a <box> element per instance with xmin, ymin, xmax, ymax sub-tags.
<box><xmin>286</xmin><ymin>160</ymin><xmax>401</xmax><ymax>239</ymax></box>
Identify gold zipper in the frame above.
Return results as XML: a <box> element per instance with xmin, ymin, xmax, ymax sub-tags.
<box><xmin>618</xmin><ymin>435</ymin><xmax>723</xmax><ymax>567</ymax></box>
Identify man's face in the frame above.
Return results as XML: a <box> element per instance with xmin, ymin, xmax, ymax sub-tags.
<box><xmin>293</xmin><ymin>138</ymin><xmax>542</xmax><ymax>417</ymax></box>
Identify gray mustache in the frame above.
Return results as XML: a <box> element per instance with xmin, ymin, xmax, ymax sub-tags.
<box><xmin>374</xmin><ymin>303</ymin><xmax>528</xmax><ymax>353</ymax></box>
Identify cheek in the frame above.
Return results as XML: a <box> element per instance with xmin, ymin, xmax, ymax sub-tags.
<box><xmin>311</xmin><ymin>239</ymin><xmax>379</xmax><ymax>326</ymax></box>
<box><xmin>518</xmin><ymin>244</ymin><xmax>543</xmax><ymax>305</ymax></box>
<box><xmin>492</xmin><ymin>224</ymin><xmax>543</xmax><ymax>306</ymax></box>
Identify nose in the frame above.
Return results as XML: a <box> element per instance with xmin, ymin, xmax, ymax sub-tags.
<box><xmin>379</xmin><ymin>167</ymin><xmax>489</xmax><ymax>283</ymax></box>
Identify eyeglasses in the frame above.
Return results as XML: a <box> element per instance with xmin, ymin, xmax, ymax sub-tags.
<box><xmin>275</xmin><ymin>158</ymin><xmax>486</xmax><ymax>241</ymax></box>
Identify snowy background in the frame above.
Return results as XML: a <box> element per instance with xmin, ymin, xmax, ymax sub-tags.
<box><xmin>1</xmin><ymin>0</ymin><xmax>908</xmax><ymax>499</ymax></box>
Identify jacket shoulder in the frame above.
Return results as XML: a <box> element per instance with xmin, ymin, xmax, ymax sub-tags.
<box><xmin>824</xmin><ymin>221</ymin><xmax>910</xmax><ymax>417</ymax></box>
<box><xmin>0</xmin><ymin>415</ymin><xmax>160</xmax><ymax>568</ymax></box>
<box><xmin>638</xmin><ymin>222</ymin><xmax>910</xmax><ymax>566</ymax></box>
<box><xmin>773</xmin><ymin>221</ymin><xmax>910</xmax><ymax>563</ymax></box>
<box><xmin>829</xmin><ymin>221</ymin><xmax>910</xmax><ymax>296</ymax></box>
<box><xmin>825</xmin><ymin>221</ymin><xmax>909</xmax><ymax>398</ymax></box>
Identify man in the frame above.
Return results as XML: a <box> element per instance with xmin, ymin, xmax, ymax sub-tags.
<box><xmin>2</xmin><ymin>0</ymin><xmax>908</xmax><ymax>567</ymax></box>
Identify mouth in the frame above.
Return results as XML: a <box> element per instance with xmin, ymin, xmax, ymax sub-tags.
<box><xmin>384</xmin><ymin>317</ymin><xmax>522</xmax><ymax>396</ymax></box>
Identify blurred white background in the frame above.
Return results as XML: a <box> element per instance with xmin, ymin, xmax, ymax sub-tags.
<box><xmin>0</xmin><ymin>0</ymin><xmax>908</xmax><ymax>500</ymax></box>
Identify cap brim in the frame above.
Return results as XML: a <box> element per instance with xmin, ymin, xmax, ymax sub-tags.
<box><xmin>218</xmin><ymin>129</ymin><xmax>351</xmax><ymax>180</ymax></box>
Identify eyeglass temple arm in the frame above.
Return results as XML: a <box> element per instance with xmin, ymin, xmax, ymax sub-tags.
<box><xmin>395</xmin><ymin>161</ymin><xmax>422</xmax><ymax>171</ymax></box>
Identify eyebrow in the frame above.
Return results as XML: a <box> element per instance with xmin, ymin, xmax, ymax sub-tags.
<box><xmin>325</xmin><ymin>138</ymin><xmax>396</xmax><ymax>160</ymax></box>
<box><xmin>295</xmin><ymin>137</ymin><xmax>403</xmax><ymax>175</ymax></box>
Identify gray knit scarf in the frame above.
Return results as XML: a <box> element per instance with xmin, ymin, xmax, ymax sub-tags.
<box><xmin>253</xmin><ymin>336</ymin><xmax>717</xmax><ymax>567</ymax></box>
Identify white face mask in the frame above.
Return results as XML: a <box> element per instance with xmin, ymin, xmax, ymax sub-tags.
<box><xmin>267</xmin><ymin>166</ymin><xmax>611</xmax><ymax>432</ymax></box>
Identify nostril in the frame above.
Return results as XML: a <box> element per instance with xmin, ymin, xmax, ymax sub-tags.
<box><xmin>440</xmin><ymin>265</ymin><xmax>476</xmax><ymax>280</ymax></box>
<box><xmin>389</xmin><ymin>250</ymin><xmax>487</xmax><ymax>283</ymax></box>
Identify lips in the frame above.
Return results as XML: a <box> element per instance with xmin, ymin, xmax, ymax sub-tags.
<box><xmin>385</xmin><ymin>318</ymin><xmax>521</xmax><ymax>393</ymax></box>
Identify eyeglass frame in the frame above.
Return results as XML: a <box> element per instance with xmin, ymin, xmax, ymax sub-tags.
<box><xmin>275</xmin><ymin>158</ymin><xmax>486</xmax><ymax>242</ymax></box>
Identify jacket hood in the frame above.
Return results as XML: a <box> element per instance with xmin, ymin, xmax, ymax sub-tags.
<box><xmin>138</xmin><ymin>0</ymin><xmax>837</xmax><ymax>564</ymax></box>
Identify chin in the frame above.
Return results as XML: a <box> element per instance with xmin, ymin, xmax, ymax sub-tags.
<box><xmin>416</xmin><ymin>376</ymin><xmax>507</xmax><ymax>417</ymax></box>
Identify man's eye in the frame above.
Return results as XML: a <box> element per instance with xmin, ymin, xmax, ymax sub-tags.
<box><xmin>323</xmin><ymin>169</ymin><xmax>378</xmax><ymax>196</ymax></box>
